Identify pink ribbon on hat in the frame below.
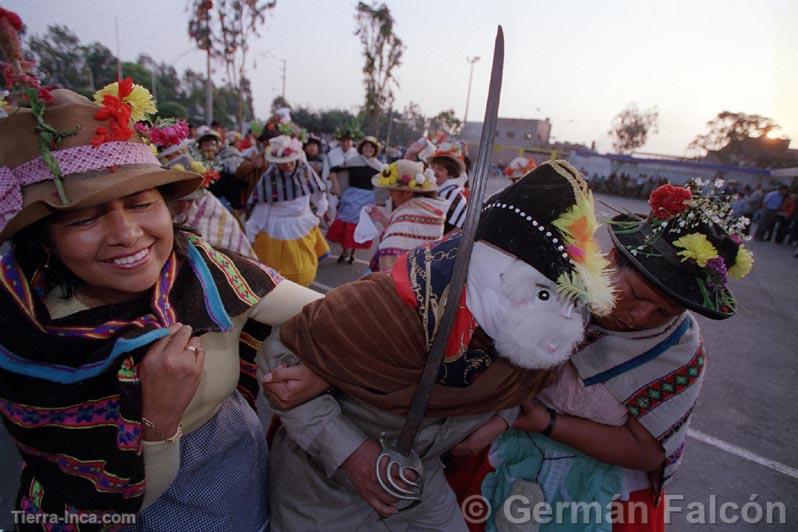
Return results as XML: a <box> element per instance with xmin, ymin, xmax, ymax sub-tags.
<box><xmin>0</xmin><ymin>141</ymin><xmax>159</xmax><ymax>234</ymax></box>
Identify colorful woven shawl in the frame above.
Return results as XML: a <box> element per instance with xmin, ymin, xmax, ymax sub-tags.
<box><xmin>0</xmin><ymin>232</ymin><xmax>279</xmax><ymax>524</ymax></box>
<box><xmin>392</xmin><ymin>234</ymin><xmax>498</xmax><ymax>388</ymax></box>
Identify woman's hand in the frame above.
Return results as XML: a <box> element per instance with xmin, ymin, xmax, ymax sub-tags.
<box><xmin>262</xmin><ymin>364</ymin><xmax>330</xmax><ymax>410</ymax></box>
<box><xmin>513</xmin><ymin>400</ymin><xmax>551</xmax><ymax>433</ymax></box>
<box><xmin>139</xmin><ymin>323</ymin><xmax>204</xmax><ymax>441</ymax></box>
<box><xmin>451</xmin><ymin>415</ymin><xmax>509</xmax><ymax>455</ymax></box>
<box><xmin>367</xmin><ymin>206</ymin><xmax>389</xmax><ymax>227</ymax></box>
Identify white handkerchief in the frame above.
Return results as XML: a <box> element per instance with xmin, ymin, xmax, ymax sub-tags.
<box><xmin>354</xmin><ymin>206</ymin><xmax>380</xmax><ymax>243</ymax></box>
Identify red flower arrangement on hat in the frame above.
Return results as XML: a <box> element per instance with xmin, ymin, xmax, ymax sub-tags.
<box><xmin>91</xmin><ymin>77</ymin><xmax>157</xmax><ymax>147</ymax></box>
<box><xmin>625</xmin><ymin>179</ymin><xmax>753</xmax><ymax>313</ymax></box>
<box><xmin>135</xmin><ymin>120</ymin><xmax>190</xmax><ymax>149</ymax></box>
<box><xmin>649</xmin><ymin>184</ymin><xmax>692</xmax><ymax>220</ymax></box>
<box><xmin>190</xmin><ymin>160</ymin><xmax>220</xmax><ymax>189</ymax></box>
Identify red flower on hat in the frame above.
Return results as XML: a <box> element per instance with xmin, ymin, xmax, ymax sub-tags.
<box><xmin>202</xmin><ymin>168</ymin><xmax>220</xmax><ymax>188</ymax></box>
<box><xmin>0</xmin><ymin>8</ymin><xmax>23</xmax><ymax>31</ymax></box>
<box><xmin>649</xmin><ymin>184</ymin><xmax>692</xmax><ymax>220</ymax></box>
<box><xmin>37</xmin><ymin>87</ymin><xmax>54</xmax><ymax>104</ymax></box>
<box><xmin>92</xmin><ymin>77</ymin><xmax>135</xmax><ymax>147</ymax></box>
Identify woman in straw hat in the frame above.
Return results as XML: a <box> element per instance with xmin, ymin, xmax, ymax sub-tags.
<box><xmin>356</xmin><ymin>159</ymin><xmax>448</xmax><ymax>273</ymax></box>
<box><xmin>245</xmin><ymin>134</ymin><xmax>330</xmax><ymax>286</ymax></box>
<box><xmin>326</xmin><ymin>135</ymin><xmax>385</xmax><ymax>264</ymax></box>
<box><xmin>0</xmin><ymin>75</ymin><xmax>322</xmax><ymax>528</ymax></box>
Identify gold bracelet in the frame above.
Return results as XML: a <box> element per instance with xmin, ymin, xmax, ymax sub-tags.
<box><xmin>141</xmin><ymin>417</ymin><xmax>183</xmax><ymax>443</ymax></box>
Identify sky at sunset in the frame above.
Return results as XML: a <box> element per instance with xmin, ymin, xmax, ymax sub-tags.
<box><xmin>5</xmin><ymin>0</ymin><xmax>796</xmax><ymax>155</ymax></box>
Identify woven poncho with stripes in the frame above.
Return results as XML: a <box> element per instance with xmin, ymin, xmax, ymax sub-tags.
<box><xmin>248</xmin><ymin>161</ymin><xmax>326</xmax><ymax>206</ymax></box>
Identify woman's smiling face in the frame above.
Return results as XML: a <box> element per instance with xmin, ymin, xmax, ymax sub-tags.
<box><xmin>46</xmin><ymin>189</ymin><xmax>174</xmax><ymax>305</ymax></box>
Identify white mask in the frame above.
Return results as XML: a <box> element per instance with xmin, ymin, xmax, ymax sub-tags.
<box><xmin>466</xmin><ymin>242</ymin><xmax>588</xmax><ymax>369</ymax></box>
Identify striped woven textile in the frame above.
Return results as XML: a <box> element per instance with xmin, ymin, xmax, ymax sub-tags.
<box><xmin>248</xmin><ymin>161</ymin><xmax>326</xmax><ymax>206</ymax></box>
<box><xmin>438</xmin><ymin>181</ymin><xmax>468</xmax><ymax>229</ymax></box>
<box><xmin>572</xmin><ymin>313</ymin><xmax>704</xmax><ymax>484</ymax></box>
<box><xmin>374</xmin><ymin>196</ymin><xmax>447</xmax><ymax>273</ymax></box>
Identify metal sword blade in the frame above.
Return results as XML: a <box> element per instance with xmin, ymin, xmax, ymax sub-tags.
<box><xmin>394</xmin><ymin>26</ymin><xmax>505</xmax><ymax>456</ymax></box>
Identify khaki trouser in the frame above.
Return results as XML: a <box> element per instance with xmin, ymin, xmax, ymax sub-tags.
<box><xmin>269</xmin><ymin>395</ymin><xmax>492</xmax><ymax>532</ymax></box>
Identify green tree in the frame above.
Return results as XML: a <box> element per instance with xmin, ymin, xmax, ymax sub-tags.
<box><xmin>292</xmin><ymin>106</ymin><xmax>357</xmax><ymax>136</ymax></box>
<box><xmin>688</xmin><ymin>111</ymin><xmax>797</xmax><ymax>167</ymax></box>
<box><xmin>608</xmin><ymin>103</ymin><xmax>659</xmax><ymax>154</ymax></box>
<box><xmin>428</xmin><ymin>109</ymin><xmax>462</xmax><ymax>136</ymax></box>
<box><xmin>391</xmin><ymin>101</ymin><xmax>426</xmax><ymax>146</ymax></box>
<box><xmin>188</xmin><ymin>0</ymin><xmax>276</xmax><ymax>129</ymax></box>
<box><xmin>27</xmin><ymin>25</ymin><xmax>88</xmax><ymax>91</ymax></box>
<box><xmin>157</xmin><ymin>101</ymin><xmax>188</xmax><ymax>119</ymax></box>
<box><xmin>121</xmin><ymin>62</ymin><xmax>151</xmax><ymax>88</ymax></box>
<box><xmin>354</xmin><ymin>2</ymin><xmax>404</xmax><ymax>136</ymax></box>
<box><xmin>271</xmin><ymin>95</ymin><xmax>291</xmax><ymax>112</ymax></box>
<box><xmin>83</xmin><ymin>42</ymin><xmax>117</xmax><ymax>90</ymax></box>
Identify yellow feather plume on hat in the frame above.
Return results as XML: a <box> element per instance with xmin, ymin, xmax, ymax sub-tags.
<box><xmin>551</xmin><ymin>188</ymin><xmax>616</xmax><ymax>316</ymax></box>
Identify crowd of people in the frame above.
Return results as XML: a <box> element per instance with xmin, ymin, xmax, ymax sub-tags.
<box><xmin>586</xmin><ymin>172</ymin><xmax>670</xmax><ymax>199</ymax></box>
<box><xmin>588</xmin><ymin>171</ymin><xmax>797</xmax><ymax>256</ymax></box>
<box><xmin>152</xmin><ymin>111</ymin><xmax>477</xmax><ymax>286</ymax></box>
<box><xmin>0</xmin><ymin>12</ymin><xmax>764</xmax><ymax>530</ymax></box>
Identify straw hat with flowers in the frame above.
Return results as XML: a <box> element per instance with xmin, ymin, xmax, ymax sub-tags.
<box><xmin>0</xmin><ymin>80</ymin><xmax>202</xmax><ymax>242</ymax></box>
<box><xmin>372</xmin><ymin>159</ymin><xmax>438</xmax><ymax>192</ymax></box>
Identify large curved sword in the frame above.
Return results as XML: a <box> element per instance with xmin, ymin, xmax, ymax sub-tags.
<box><xmin>376</xmin><ymin>25</ymin><xmax>505</xmax><ymax>506</ymax></box>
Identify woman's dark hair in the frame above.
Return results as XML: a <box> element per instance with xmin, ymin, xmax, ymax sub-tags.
<box><xmin>431</xmin><ymin>156</ymin><xmax>461</xmax><ymax>178</ymax></box>
<box><xmin>11</xmin><ymin>217</ymin><xmax>82</xmax><ymax>299</ymax></box>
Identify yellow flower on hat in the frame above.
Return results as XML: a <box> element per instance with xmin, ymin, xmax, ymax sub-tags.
<box><xmin>94</xmin><ymin>80</ymin><xmax>157</xmax><ymax>122</ymax></box>
<box><xmin>673</xmin><ymin>233</ymin><xmax>718</xmax><ymax>267</ymax></box>
<box><xmin>190</xmin><ymin>160</ymin><xmax>208</xmax><ymax>174</ymax></box>
<box><xmin>728</xmin><ymin>245</ymin><xmax>753</xmax><ymax>280</ymax></box>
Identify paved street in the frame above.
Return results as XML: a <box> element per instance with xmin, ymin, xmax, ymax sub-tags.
<box><xmin>1</xmin><ymin>180</ymin><xmax>796</xmax><ymax>530</ymax></box>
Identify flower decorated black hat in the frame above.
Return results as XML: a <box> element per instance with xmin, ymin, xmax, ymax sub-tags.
<box><xmin>476</xmin><ymin>160</ymin><xmax>616</xmax><ymax>316</ymax></box>
<box><xmin>609</xmin><ymin>180</ymin><xmax>754</xmax><ymax>320</ymax></box>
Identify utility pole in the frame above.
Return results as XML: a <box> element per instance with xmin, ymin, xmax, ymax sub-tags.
<box><xmin>114</xmin><ymin>17</ymin><xmax>122</xmax><ymax>81</ymax></box>
<box><xmin>85</xmin><ymin>66</ymin><xmax>94</xmax><ymax>92</ymax></box>
<box><xmin>463</xmin><ymin>56</ymin><xmax>480</xmax><ymax>124</ymax></box>
<box><xmin>205</xmin><ymin>49</ymin><xmax>213</xmax><ymax>125</ymax></box>
<box><xmin>280</xmin><ymin>59</ymin><xmax>287</xmax><ymax>99</ymax></box>
<box><xmin>150</xmin><ymin>67</ymin><xmax>157</xmax><ymax>102</ymax></box>
<box><xmin>385</xmin><ymin>105</ymin><xmax>394</xmax><ymax>149</ymax></box>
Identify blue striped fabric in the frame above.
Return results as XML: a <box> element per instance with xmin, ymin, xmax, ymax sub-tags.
<box><xmin>125</xmin><ymin>391</ymin><xmax>270</xmax><ymax>532</ymax></box>
<box><xmin>582</xmin><ymin>317</ymin><xmax>693</xmax><ymax>387</ymax></box>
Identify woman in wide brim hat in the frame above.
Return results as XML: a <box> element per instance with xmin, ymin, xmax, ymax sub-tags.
<box><xmin>246</xmin><ymin>135</ymin><xmax>331</xmax><ymax>286</ymax></box>
<box><xmin>358</xmin><ymin>159</ymin><xmax>448</xmax><ymax>273</ymax></box>
<box><xmin>326</xmin><ymin>134</ymin><xmax>384</xmax><ymax>264</ymax></box>
<box><xmin>0</xmin><ymin>84</ymin><xmax>321</xmax><ymax>527</ymax></box>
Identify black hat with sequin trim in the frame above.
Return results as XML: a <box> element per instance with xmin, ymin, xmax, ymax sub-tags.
<box><xmin>476</xmin><ymin>160</ymin><xmax>616</xmax><ymax>316</ymax></box>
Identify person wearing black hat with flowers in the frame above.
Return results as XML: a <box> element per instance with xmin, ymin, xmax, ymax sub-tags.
<box><xmin>262</xmin><ymin>161</ymin><xmax>617</xmax><ymax>530</ymax></box>
<box><xmin>444</xmin><ymin>180</ymin><xmax>755</xmax><ymax>532</ymax></box>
